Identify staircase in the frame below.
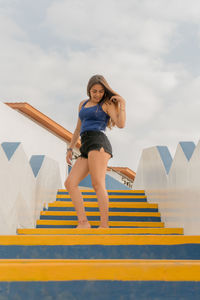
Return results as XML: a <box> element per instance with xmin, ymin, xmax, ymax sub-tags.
<box><xmin>1</xmin><ymin>189</ymin><xmax>200</xmax><ymax>299</ymax></box>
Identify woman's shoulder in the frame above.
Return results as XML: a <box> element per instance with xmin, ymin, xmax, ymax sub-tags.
<box><xmin>79</xmin><ymin>99</ymin><xmax>88</xmax><ymax>111</ymax></box>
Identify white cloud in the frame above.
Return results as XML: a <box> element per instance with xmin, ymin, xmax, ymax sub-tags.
<box><xmin>45</xmin><ymin>0</ymin><xmax>176</xmax><ymax>55</ymax></box>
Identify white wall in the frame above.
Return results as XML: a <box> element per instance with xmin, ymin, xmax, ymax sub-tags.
<box><xmin>0</xmin><ymin>142</ymin><xmax>61</xmax><ymax>234</ymax></box>
<box><xmin>133</xmin><ymin>141</ymin><xmax>200</xmax><ymax>235</ymax></box>
<box><xmin>0</xmin><ymin>101</ymin><xmax>71</xmax><ymax>187</ymax></box>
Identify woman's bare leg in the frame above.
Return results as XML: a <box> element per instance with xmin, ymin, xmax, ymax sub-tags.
<box><xmin>88</xmin><ymin>147</ymin><xmax>111</xmax><ymax>228</ymax></box>
<box><xmin>64</xmin><ymin>157</ymin><xmax>90</xmax><ymax>228</ymax></box>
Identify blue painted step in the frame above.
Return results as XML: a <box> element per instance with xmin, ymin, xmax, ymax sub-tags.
<box><xmin>57</xmin><ymin>191</ymin><xmax>145</xmax><ymax>196</ymax></box>
<box><xmin>47</xmin><ymin>207</ymin><xmax>158</xmax><ymax>212</ymax></box>
<box><xmin>56</xmin><ymin>197</ymin><xmax>147</xmax><ymax>202</ymax></box>
<box><xmin>39</xmin><ymin>215</ymin><xmax>161</xmax><ymax>222</ymax></box>
<box><xmin>0</xmin><ymin>281</ymin><xmax>199</xmax><ymax>300</ymax></box>
<box><xmin>0</xmin><ymin>244</ymin><xmax>200</xmax><ymax>259</ymax></box>
<box><xmin>36</xmin><ymin>224</ymin><xmax>167</xmax><ymax>229</ymax></box>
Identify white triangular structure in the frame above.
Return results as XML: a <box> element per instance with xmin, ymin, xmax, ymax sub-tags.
<box><xmin>134</xmin><ymin>141</ymin><xmax>200</xmax><ymax>235</ymax></box>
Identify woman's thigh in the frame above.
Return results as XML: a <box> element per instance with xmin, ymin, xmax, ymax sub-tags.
<box><xmin>65</xmin><ymin>157</ymin><xmax>89</xmax><ymax>188</ymax></box>
<box><xmin>88</xmin><ymin>148</ymin><xmax>110</xmax><ymax>187</ymax></box>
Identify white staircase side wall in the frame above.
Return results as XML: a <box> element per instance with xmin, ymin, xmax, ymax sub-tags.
<box><xmin>34</xmin><ymin>156</ymin><xmax>62</xmax><ymax>221</ymax></box>
<box><xmin>133</xmin><ymin>141</ymin><xmax>200</xmax><ymax>235</ymax></box>
<box><xmin>133</xmin><ymin>147</ymin><xmax>168</xmax><ymax>224</ymax></box>
<box><xmin>0</xmin><ymin>142</ymin><xmax>62</xmax><ymax>234</ymax></box>
<box><xmin>166</xmin><ymin>143</ymin><xmax>191</xmax><ymax>231</ymax></box>
<box><xmin>187</xmin><ymin>141</ymin><xmax>200</xmax><ymax>234</ymax></box>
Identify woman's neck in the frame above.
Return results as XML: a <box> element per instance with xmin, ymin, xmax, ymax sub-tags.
<box><xmin>89</xmin><ymin>99</ymin><xmax>99</xmax><ymax>105</ymax></box>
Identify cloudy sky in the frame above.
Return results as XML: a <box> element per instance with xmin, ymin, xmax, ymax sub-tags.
<box><xmin>1</xmin><ymin>0</ymin><xmax>200</xmax><ymax>172</ymax></box>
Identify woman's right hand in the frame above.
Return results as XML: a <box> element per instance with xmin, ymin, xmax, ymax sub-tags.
<box><xmin>66</xmin><ymin>150</ymin><xmax>73</xmax><ymax>165</ymax></box>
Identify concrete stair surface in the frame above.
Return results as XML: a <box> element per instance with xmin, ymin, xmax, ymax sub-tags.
<box><xmin>1</xmin><ymin>189</ymin><xmax>200</xmax><ymax>299</ymax></box>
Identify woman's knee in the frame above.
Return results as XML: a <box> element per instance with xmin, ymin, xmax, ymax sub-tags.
<box><xmin>64</xmin><ymin>177</ymin><xmax>78</xmax><ymax>190</ymax></box>
<box><xmin>64</xmin><ymin>178</ymin><xmax>70</xmax><ymax>189</ymax></box>
<box><xmin>91</xmin><ymin>179</ymin><xmax>105</xmax><ymax>191</ymax></box>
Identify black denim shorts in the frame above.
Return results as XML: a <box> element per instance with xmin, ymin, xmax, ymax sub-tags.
<box><xmin>78</xmin><ymin>131</ymin><xmax>113</xmax><ymax>159</ymax></box>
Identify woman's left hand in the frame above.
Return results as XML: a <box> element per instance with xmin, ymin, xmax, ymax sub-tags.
<box><xmin>110</xmin><ymin>95</ymin><xmax>126</xmax><ymax>105</ymax></box>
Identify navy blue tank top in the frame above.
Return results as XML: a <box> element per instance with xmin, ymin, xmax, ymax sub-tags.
<box><xmin>79</xmin><ymin>99</ymin><xmax>110</xmax><ymax>135</ymax></box>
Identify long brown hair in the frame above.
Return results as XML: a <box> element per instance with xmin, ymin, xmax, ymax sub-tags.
<box><xmin>87</xmin><ymin>74</ymin><xmax>119</xmax><ymax>129</ymax></box>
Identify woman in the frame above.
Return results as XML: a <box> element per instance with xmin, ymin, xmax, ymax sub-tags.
<box><xmin>64</xmin><ymin>74</ymin><xmax>126</xmax><ymax>228</ymax></box>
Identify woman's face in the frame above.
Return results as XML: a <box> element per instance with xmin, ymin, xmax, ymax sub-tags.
<box><xmin>90</xmin><ymin>84</ymin><xmax>105</xmax><ymax>103</ymax></box>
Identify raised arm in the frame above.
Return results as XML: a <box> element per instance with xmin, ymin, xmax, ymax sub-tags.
<box><xmin>105</xmin><ymin>95</ymin><xmax>126</xmax><ymax>128</ymax></box>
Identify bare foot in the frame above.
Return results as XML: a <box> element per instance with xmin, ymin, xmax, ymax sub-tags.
<box><xmin>97</xmin><ymin>225</ymin><xmax>109</xmax><ymax>229</ymax></box>
<box><xmin>76</xmin><ymin>220</ymin><xmax>91</xmax><ymax>229</ymax></box>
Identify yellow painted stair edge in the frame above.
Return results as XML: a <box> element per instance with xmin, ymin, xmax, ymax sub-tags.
<box><xmin>57</xmin><ymin>195</ymin><xmax>146</xmax><ymax>199</ymax></box>
<box><xmin>40</xmin><ymin>211</ymin><xmax>160</xmax><ymax>217</ymax></box>
<box><xmin>49</xmin><ymin>202</ymin><xmax>158</xmax><ymax>208</ymax></box>
<box><xmin>0</xmin><ymin>259</ymin><xmax>199</xmax><ymax>281</ymax></box>
<box><xmin>37</xmin><ymin>220</ymin><xmax>164</xmax><ymax>227</ymax></box>
<box><xmin>59</xmin><ymin>189</ymin><xmax>145</xmax><ymax>193</ymax></box>
<box><xmin>17</xmin><ymin>227</ymin><xmax>184</xmax><ymax>235</ymax></box>
<box><xmin>0</xmin><ymin>234</ymin><xmax>198</xmax><ymax>245</ymax></box>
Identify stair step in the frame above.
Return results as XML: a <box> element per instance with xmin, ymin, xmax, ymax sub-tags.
<box><xmin>1</xmin><ymin>244</ymin><xmax>200</xmax><ymax>259</ymax></box>
<box><xmin>41</xmin><ymin>211</ymin><xmax>160</xmax><ymax>217</ymax></box>
<box><xmin>58</xmin><ymin>189</ymin><xmax>145</xmax><ymax>195</ymax></box>
<box><xmin>36</xmin><ymin>220</ymin><xmax>164</xmax><ymax>227</ymax></box>
<box><xmin>49</xmin><ymin>201</ymin><xmax>158</xmax><ymax>208</ymax></box>
<box><xmin>56</xmin><ymin>195</ymin><xmax>147</xmax><ymax>202</ymax></box>
<box><xmin>17</xmin><ymin>227</ymin><xmax>183</xmax><ymax>235</ymax></box>
<box><xmin>0</xmin><ymin>259</ymin><xmax>199</xmax><ymax>281</ymax></box>
<box><xmin>0</xmin><ymin>279</ymin><xmax>199</xmax><ymax>299</ymax></box>
<box><xmin>48</xmin><ymin>207</ymin><xmax>158</xmax><ymax>212</ymax></box>
<box><xmin>0</xmin><ymin>235</ymin><xmax>198</xmax><ymax>245</ymax></box>
<box><xmin>48</xmin><ymin>201</ymin><xmax>158</xmax><ymax>212</ymax></box>
<box><xmin>40</xmin><ymin>211</ymin><xmax>161</xmax><ymax>222</ymax></box>
<box><xmin>57</xmin><ymin>195</ymin><xmax>147</xmax><ymax>199</ymax></box>
<box><xmin>0</xmin><ymin>236</ymin><xmax>199</xmax><ymax>259</ymax></box>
